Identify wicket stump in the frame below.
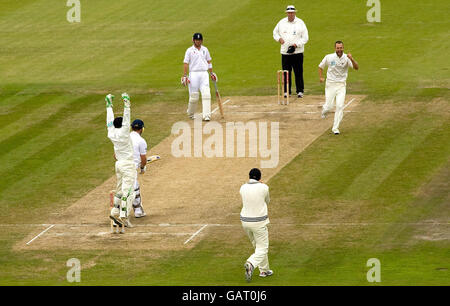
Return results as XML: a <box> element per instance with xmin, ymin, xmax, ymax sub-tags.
<box><xmin>277</xmin><ymin>70</ymin><xmax>289</xmax><ymax>105</ymax></box>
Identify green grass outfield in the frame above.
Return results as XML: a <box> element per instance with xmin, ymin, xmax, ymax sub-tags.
<box><xmin>0</xmin><ymin>0</ymin><xmax>449</xmax><ymax>285</ymax></box>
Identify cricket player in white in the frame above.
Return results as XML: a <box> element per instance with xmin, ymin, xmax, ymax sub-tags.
<box><xmin>106</xmin><ymin>93</ymin><xmax>136</xmax><ymax>231</ymax></box>
<box><xmin>240</xmin><ymin>168</ymin><xmax>273</xmax><ymax>282</ymax></box>
<box><xmin>319</xmin><ymin>41</ymin><xmax>359</xmax><ymax>134</ymax></box>
<box><xmin>181</xmin><ymin>33</ymin><xmax>218</xmax><ymax>121</ymax></box>
<box><xmin>130</xmin><ymin>119</ymin><xmax>147</xmax><ymax>218</ymax></box>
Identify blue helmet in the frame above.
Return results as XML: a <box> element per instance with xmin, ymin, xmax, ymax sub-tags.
<box><xmin>193</xmin><ymin>33</ymin><xmax>203</xmax><ymax>40</ymax></box>
<box><xmin>131</xmin><ymin>119</ymin><xmax>144</xmax><ymax>130</ymax></box>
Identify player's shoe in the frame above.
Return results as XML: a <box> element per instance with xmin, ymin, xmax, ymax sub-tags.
<box><xmin>321</xmin><ymin>108</ymin><xmax>328</xmax><ymax>119</ymax></box>
<box><xmin>134</xmin><ymin>207</ymin><xmax>146</xmax><ymax>218</ymax></box>
<box><xmin>244</xmin><ymin>261</ymin><xmax>254</xmax><ymax>283</ymax></box>
<box><xmin>259</xmin><ymin>270</ymin><xmax>274</xmax><ymax>278</ymax></box>
<box><xmin>203</xmin><ymin>116</ymin><xmax>210</xmax><ymax>121</ymax></box>
<box><xmin>333</xmin><ymin>129</ymin><xmax>340</xmax><ymax>135</ymax></box>
<box><xmin>297</xmin><ymin>92</ymin><xmax>304</xmax><ymax>98</ymax></box>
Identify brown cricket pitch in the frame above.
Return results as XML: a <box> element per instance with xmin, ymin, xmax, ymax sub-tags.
<box><xmin>15</xmin><ymin>95</ymin><xmax>363</xmax><ymax>251</ymax></box>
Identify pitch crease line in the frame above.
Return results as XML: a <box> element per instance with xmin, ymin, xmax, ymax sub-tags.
<box><xmin>26</xmin><ymin>224</ymin><xmax>55</xmax><ymax>245</ymax></box>
<box><xmin>184</xmin><ymin>224</ymin><xmax>208</xmax><ymax>245</ymax></box>
<box><xmin>212</xmin><ymin>99</ymin><xmax>231</xmax><ymax>114</ymax></box>
<box><xmin>3</xmin><ymin>222</ymin><xmax>449</xmax><ymax>228</ymax></box>
<box><xmin>226</xmin><ymin>111</ymin><xmax>357</xmax><ymax>114</ymax></box>
<box><xmin>343</xmin><ymin>98</ymin><xmax>356</xmax><ymax>109</ymax></box>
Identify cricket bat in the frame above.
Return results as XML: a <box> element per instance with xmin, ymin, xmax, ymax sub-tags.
<box><xmin>213</xmin><ymin>80</ymin><xmax>224</xmax><ymax>119</ymax></box>
<box><xmin>147</xmin><ymin>155</ymin><xmax>161</xmax><ymax>163</ymax></box>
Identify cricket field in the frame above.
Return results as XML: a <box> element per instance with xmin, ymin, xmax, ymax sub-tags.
<box><xmin>0</xmin><ymin>0</ymin><xmax>448</xmax><ymax>286</ymax></box>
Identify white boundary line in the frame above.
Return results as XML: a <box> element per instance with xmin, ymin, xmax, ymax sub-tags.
<box><xmin>211</xmin><ymin>99</ymin><xmax>231</xmax><ymax>114</ymax></box>
<box><xmin>26</xmin><ymin>224</ymin><xmax>55</xmax><ymax>245</ymax></box>
<box><xmin>184</xmin><ymin>224</ymin><xmax>208</xmax><ymax>245</ymax></box>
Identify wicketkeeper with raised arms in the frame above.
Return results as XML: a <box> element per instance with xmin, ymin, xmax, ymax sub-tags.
<box><xmin>181</xmin><ymin>33</ymin><xmax>218</xmax><ymax>121</ymax></box>
<box><xmin>106</xmin><ymin>93</ymin><xmax>136</xmax><ymax>233</ymax></box>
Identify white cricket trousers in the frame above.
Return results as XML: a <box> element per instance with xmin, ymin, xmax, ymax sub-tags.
<box><xmin>133</xmin><ymin>167</ymin><xmax>144</xmax><ymax>211</ymax></box>
<box><xmin>242</xmin><ymin>222</ymin><xmax>270</xmax><ymax>272</ymax></box>
<box><xmin>115</xmin><ymin>160</ymin><xmax>137</xmax><ymax>216</ymax></box>
<box><xmin>188</xmin><ymin>71</ymin><xmax>211</xmax><ymax>119</ymax></box>
<box><xmin>323</xmin><ymin>81</ymin><xmax>347</xmax><ymax>132</ymax></box>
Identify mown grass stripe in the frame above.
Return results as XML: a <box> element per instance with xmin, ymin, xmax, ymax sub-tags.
<box><xmin>0</xmin><ymin>126</ymin><xmax>111</xmax><ymax>209</ymax></box>
<box><xmin>0</xmin><ymin>94</ymin><xmax>101</xmax><ymax>159</ymax></box>
<box><xmin>0</xmin><ymin>94</ymin><xmax>57</xmax><ymax>130</ymax></box>
<box><xmin>309</xmin><ymin>122</ymin><xmax>415</xmax><ymax>200</ymax></box>
<box><xmin>0</xmin><ymin>96</ymin><xmax>71</xmax><ymax>143</ymax></box>
<box><xmin>373</xmin><ymin>121</ymin><xmax>450</xmax><ymax>202</ymax></box>
<box><xmin>0</xmin><ymin>96</ymin><xmax>102</xmax><ymax>176</ymax></box>
<box><xmin>342</xmin><ymin>113</ymin><xmax>447</xmax><ymax>200</ymax></box>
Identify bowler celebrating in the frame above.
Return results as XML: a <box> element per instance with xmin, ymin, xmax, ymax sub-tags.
<box><xmin>181</xmin><ymin>33</ymin><xmax>218</xmax><ymax>121</ymax></box>
<box><xmin>319</xmin><ymin>41</ymin><xmax>359</xmax><ymax>135</ymax></box>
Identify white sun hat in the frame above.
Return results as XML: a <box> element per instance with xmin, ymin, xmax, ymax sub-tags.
<box><xmin>285</xmin><ymin>5</ymin><xmax>297</xmax><ymax>12</ymax></box>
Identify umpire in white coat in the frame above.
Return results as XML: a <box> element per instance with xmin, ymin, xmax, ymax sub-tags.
<box><xmin>273</xmin><ymin>5</ymin><xmax>309</xmax><ymax>98</ymax></box>
<box><xmin>240</xmin><ymin>168</ymin><xmax>273</xmax><ymax>282</ymax></box>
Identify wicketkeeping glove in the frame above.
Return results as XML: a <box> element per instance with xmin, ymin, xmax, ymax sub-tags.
<box><xmin>287</xmin><ymin>45</ymin><xmax>296</xmax><ymax>54</ymax></box>
<box><xmin>105</xmin><ymin>94</ymin><xmax>114</xmax><ymax>108</ymax></box>
<box><xmin>121</xmin><ymin>92</ymin><xmax>130</xmax><ymax>107</ymax></box>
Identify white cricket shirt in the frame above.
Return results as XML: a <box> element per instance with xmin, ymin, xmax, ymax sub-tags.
<box><xmin>240</xmin><ymin>179</ymin><xmax>270</xmax><ymax>226</ymax></box>
<box><xmin>319</xmin><ymin>53</ymin><xmax>354</xmax><ymax>83</ymax></box>
<box><xmin>106</xmin><ymin>106</ymin><xmax>134</xmax><ymax>162</ymax></box>
<box><xmin>183</xmin><ymin>45</ymin><xmax>212</xmax><ymax>72</ymax></box>
<box><xmin>130</xmin><ymin>131</ymin><xmax>148</xmax><ymax>168</ymax></box>
<box><xmin>273</xmin><ymin>16</ymin><xmax>309</xmax><ymax>54</ymax></box>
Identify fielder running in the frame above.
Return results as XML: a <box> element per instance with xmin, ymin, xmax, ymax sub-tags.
<box><xmin>240</xmin><ymin>168</ymin><xmax>273</xmax><ymax>282</ymax></box>
<box><xmin>319</xmin><ymin>40</ymin><xmax>359</xmax><ymax>135</ymax></box>
<box><xmin>106</xmin><ymin>93</ymin><xmax>136</xmax><ymax>233</ymax></box>
<box><xmin>181</xmin><ymin>33</ymin><xmax>218</xmax><ymax>121</ymax></box>
<box><xmin>130</xmin><ymin>119</ymin><xmax>147</xmax><ymax>218</ymax></box>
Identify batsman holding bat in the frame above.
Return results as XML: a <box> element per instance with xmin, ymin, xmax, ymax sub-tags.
<box><xmin>181</xmin><ymin>33</ymin><xmax>218</xmax><ymax>121</ymax></box>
